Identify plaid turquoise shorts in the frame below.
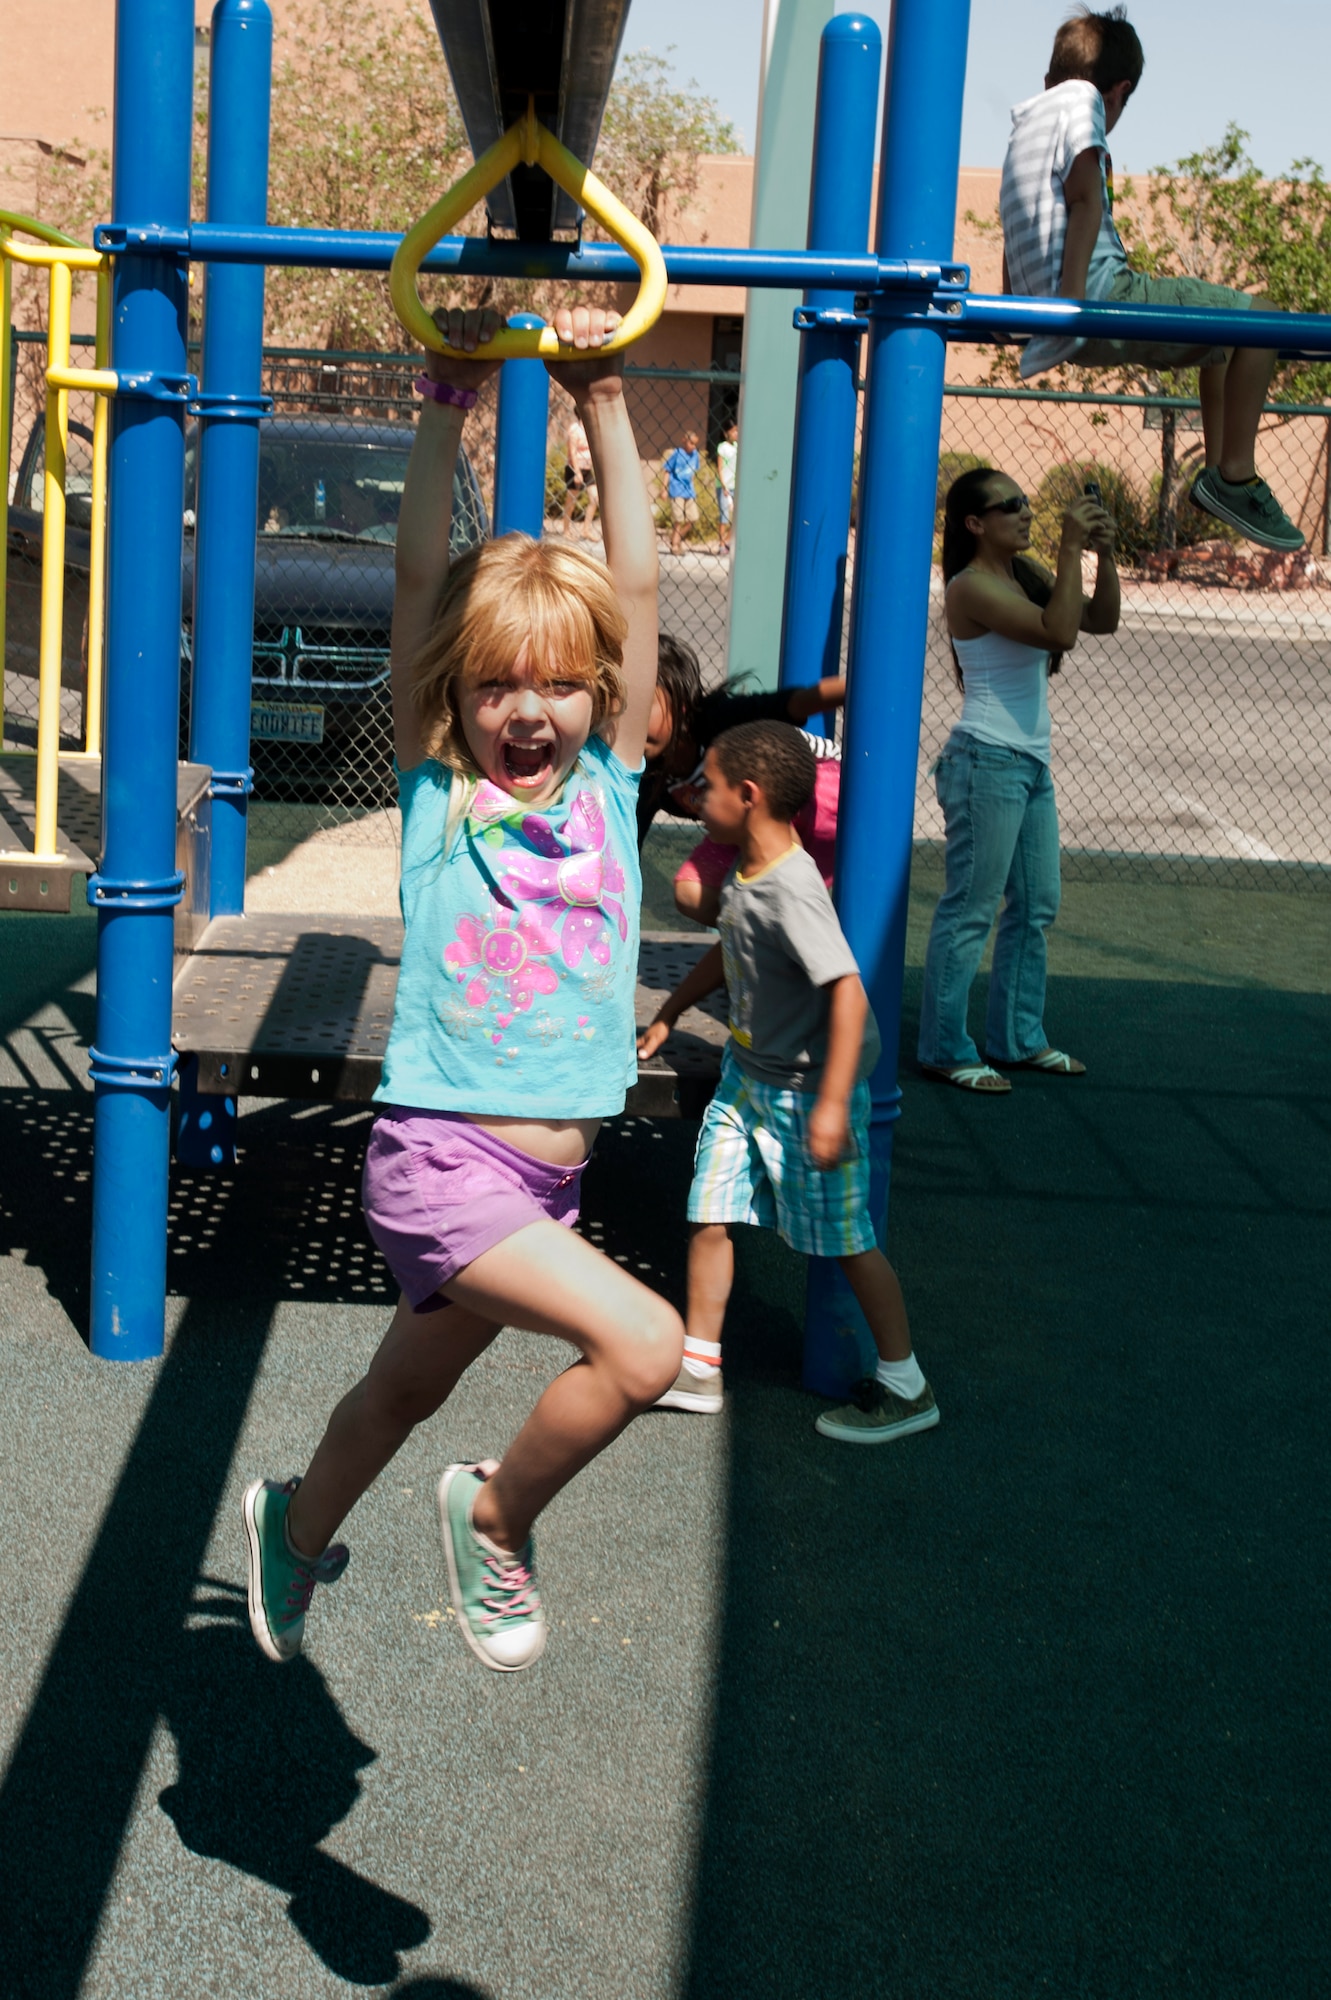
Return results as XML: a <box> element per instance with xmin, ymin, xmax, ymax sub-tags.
<box><xmin>686</xmin><ymin>1047</ymin><xmax>878</xmax><ymax>1258</ymax></box>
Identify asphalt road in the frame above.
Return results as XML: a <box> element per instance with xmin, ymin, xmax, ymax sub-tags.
<box><xmin>655</xmin><ymin>555</ymin><xmax>1331</xmax><ymax>871</ymax></box>
<box><xmin>6</xmin><ymin>563</ymin><xmax>1329</xmax><ymax>871</ymax></box>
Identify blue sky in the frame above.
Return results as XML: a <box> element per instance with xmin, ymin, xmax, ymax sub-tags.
<box><xmin>620</xmin><ymin>0</ymin><xmax>1331</xmax><ymax>176</ymax></box>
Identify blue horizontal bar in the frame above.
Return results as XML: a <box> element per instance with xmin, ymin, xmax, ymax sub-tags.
<box><xmin>82</xmin><ymin>220</ymin><xmax>1331</xmax><ymax>353</ymax></box>
<box><xmin>945</xmin><ymin>291</ymin><xmax>1331</xmax><ymax>357</ymax></box>
<box><xmin>98</xmin><ymin>220</ymin><xmax>953</xmax><ymax>291</ymax></box>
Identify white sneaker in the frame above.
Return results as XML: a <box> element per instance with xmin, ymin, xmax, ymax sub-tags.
<box><xmin>655</xmin><ymin>1362</ymin><xmax>724</xmax><ymax>1414</ymax></box>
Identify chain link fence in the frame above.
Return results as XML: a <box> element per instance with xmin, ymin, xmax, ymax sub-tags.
<box><xmin>927</xmin><ymin>384</ymin><xmax>1331</xmax><ymax>888</ymax></box>
<box><xmin>6</xmin><ymin>336</ymin><xmax>1329</xmax><ymax>885</ymax></box>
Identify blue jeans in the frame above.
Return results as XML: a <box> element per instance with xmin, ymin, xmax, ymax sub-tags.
<box><xmin>917</xmin><ymin>731</ymin><xmax>1062</xmax><ymax>1068</ymax></box>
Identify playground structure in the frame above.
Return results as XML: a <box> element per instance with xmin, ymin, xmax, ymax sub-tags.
<box><xmin>0</xmin><ymin>215</ymin><xmax>112</xmax><ymax>904</ymax></box>
<box><xmin>9</xmin><ymin>0</ymin><xmax>1331</xmax><ymax>1371</ymax></box>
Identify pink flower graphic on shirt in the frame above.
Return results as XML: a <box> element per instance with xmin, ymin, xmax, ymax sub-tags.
<box><xmin>497</xmin><ymin>789</ymin><xmax>628</xmax><ymax>969</ymax></box>
<box><xmin>443</xmin><ymin>899</ymin><xmax>561</xmax><ymax>1019</ymax></box>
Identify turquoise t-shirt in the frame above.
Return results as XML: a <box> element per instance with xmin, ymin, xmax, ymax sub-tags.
<box><xmin>377</xmin><ymin>731</ymin><xmax>643</xmax><ymax>1119</ymax></box>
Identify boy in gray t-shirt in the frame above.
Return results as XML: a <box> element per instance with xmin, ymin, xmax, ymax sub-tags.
<box><xmin>638</xmin><ymin>721</ymin><xmax>938</xmax><ymax>1445</ymax></box>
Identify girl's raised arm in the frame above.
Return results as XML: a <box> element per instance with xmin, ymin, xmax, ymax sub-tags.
<box><xmin>390</xmin><ymin>306</ymin><xmax>501</xmax><ymax>769</ymax></box>
<box><xmin>546</xmin><ymin>307</ymin><xmax>658</xmax><ymax>768</ymax></box>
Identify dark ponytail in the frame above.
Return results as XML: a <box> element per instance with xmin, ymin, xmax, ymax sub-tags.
<box><xmin>941</xmin><ymin>467</ymin><xmax>1062</xmax><ymax>688</ymax></box>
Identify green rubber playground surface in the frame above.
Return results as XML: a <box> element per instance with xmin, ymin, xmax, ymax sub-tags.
<box><xmin>0</xmin><ymin>843</ymin><xmax>1326</xmax><ymax>1997</ymax></box>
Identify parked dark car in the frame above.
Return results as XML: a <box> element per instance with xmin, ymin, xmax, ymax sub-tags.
<box><xmin>6</xmin><ymin>412</ymin><xmax>490</xmax><ymax>802</ymax></box>
<box><xmin>182</xmin><ymin>416</ymin><xmax>489</xmax><ymax>803</ymax></box>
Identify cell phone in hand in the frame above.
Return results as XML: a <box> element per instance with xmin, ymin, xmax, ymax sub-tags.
<box><xmin>1083</xmin><ymin>479</ymin><xmax>1103</xmax><ymax>504</ymax></box>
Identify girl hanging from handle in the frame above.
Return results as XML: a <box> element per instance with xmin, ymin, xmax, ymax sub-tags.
<box><xmin>243</xmin><ymin>304</ymin><xmax>683</xmax><ymax>1674</ymax></box>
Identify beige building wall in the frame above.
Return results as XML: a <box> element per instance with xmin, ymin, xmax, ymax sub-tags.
<box><xmin>8</xmin><ymin>14</ymin><xmax>1316</xmax><ymax>536</ymax></box>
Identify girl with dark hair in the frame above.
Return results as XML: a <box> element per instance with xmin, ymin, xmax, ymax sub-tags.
<box><xmin>638</xmin><ymin>634</ymin><xmax>846</xmax><ymax>924</ymax></box>
<box><xmin>917</xmin><ymin>467</ymin><xmax>1118</xmax><ymax>1092</ymax></box>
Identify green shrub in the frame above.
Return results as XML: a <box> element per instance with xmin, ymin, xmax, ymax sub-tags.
<box><xmin>1030</xmin><ymin>460</ymin><xmax>1153</xmax><ymax>567</ymax></box>
<box><xmin>933</xmin><ymin>452</ymin><xmax>990</xmax><ymax>557</ymax></box>
<box><xmin>545</xmin><ymin>442</ymin><xmax>572</xmax><ymax>521</ymax></box>
<box><xmin>1146</xmin><ymin>471</ymin><xmax>1241</xmax><ymax>550</ymax></box>
<box><xmin>936</xmin><ymin>451</ymin><xmax>991</xmax><ymax>515</ymax></box>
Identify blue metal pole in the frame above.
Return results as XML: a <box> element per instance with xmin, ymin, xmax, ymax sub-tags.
<box><xmin>190</xmin><ymin>0</ymin><xmax>271</xmax><ymax>911</ymax></box>
<box><xmin>803</xmin><ymin>0</ymin><xmax>972</xmax><ymax>1397</ymax></box>
<box><xmin>493</xmin><ymin>313</ymin><xmax>550</xmax><ymax>538</ymax></box>
<box><xmin>89</xmin><ymin>0</ymin><xmax>195</xmax><ymax>1360</ymax></box>
<box><xmin>790</xmin><ymin>15</ymin><xmax>882</xmax><ymax>1393</ymax></box>
<box><xmin>779</xmin><ymin>15</ymin><xmax>881</xmax><ymax>725</ymax></box>
<box><xmin>177</xmin><ymin>0</ymin><xmax>272</xmax><ymax>1173</ymax></box>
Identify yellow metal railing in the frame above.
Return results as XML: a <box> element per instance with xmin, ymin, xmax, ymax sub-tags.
<box><xmin>391</xmin><ymin>99</ymin><xmax>667</xmax><ymax>361</ymax></box>
<box><xmin>1</xmin><ymin>212</ymin><xmax>115</xmax><ymax>864</ymax></box>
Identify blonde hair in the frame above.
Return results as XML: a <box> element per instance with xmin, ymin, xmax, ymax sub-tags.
<box><xmin>410</xmin><ymin>533</ymin><xmax>628</xmax><ymax>784</ymax></box>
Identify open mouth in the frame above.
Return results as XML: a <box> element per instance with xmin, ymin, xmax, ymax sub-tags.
<box><xmin>501</xmin><ymin>740</ymin><xmax>556</xmax><ymax>788</ymax></box>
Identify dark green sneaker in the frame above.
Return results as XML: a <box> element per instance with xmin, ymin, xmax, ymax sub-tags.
<box><xmin>242</xmin><ymin>1477</ymin><xmax>349</xmax><ymax>1663</ymax></box>
<box><xmin>1190</xmin><ymin>468</ymin><xmax>1305</xmax><ymax>553</ymax></box>
<box><xmin>815</xmin><ymin>1378</ymin><xmax>940</xmax><ymax>1445</ymax></box>
<box><xmin>438</xmin><ymin>1464</ymin><xmax>547</xmax><ymax>1672</ymax></box>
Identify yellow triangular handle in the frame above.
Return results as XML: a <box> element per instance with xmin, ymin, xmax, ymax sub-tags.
<box><xmin>390</xmin><ymin>99</ymin><xmax>667</xmax><ymax>360</ymax></box>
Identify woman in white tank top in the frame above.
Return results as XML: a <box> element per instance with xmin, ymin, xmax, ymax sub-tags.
<box><xmin>917</xmin><ymin>468</ymin><xmax>1120</xmax><ymax>1091</ymax></box>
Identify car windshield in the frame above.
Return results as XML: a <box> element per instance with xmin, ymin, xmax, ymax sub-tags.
<box><xmin>185</xmin><ymin>436</ymin><xmax>413</xmax><ymax>543</ymax></box>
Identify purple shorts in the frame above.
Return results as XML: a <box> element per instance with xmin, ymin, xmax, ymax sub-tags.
<box><xmin>363</xmin><ymin>1107</ymin><xmax>585</xmax><ymax>1313</ymax></box>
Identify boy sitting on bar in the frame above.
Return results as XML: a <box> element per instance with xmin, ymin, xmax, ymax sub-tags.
<box><xmin>637</xmin><ymin>721</ymin><xmax>938</xmax><ymax>1445</ymax></box>
<box><xmin>1000</xmin><ymin>4</ymin><xmax>1302</xmax><ymax>552</ymax></box>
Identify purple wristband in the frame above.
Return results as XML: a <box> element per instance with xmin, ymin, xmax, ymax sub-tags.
<box><xmin>414</xmin><ymin>374</ymin><xmax>478</xmax><ymax>411</ymax></box>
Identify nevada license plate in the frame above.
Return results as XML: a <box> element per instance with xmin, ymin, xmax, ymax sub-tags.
<box><xmin>251</xmin><ymin>701</ymin><xmax>325</xmax><ymax>743</ymax></box>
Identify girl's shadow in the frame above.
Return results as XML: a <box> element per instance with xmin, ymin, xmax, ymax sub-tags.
<box><xmin>158</xmin><ymin>1581</ymin><xmax>431</xmax><ymax>1986</ymax></box>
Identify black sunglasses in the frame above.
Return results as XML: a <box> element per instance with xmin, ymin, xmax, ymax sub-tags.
<box><xmin>982</xmin><ymin>494</ymin><xmax>1029</xmax><ymax>516</ymax></box>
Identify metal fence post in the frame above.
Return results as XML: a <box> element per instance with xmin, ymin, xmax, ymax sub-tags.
<box><xmin>89</xmin><ymin>0</ymin><xmax>195</xmax><ymax>1360</ymax></box>
<box><xmin>177</xmin><ymin>0</ymin><xmax>273</xmax><ymax>1173</ymax></box>
<box><xmin>493</xmin><ymin>313</ymin><xmax>549</xmax><ymax>538</ymax></box>
<box><xmin>802</xmin><ymin>0</ymin><xmax>971</xmax><ymax>1396</ymax></box>
<box><xmin>778</xmin><ymin>14</ymin><xmax>881</xmax><ymax>731</ymax></box>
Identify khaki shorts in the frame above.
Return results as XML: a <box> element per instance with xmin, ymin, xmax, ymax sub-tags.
<box><xmin>1077</xmin><ymin>271</ymin><xmax>1255</xmax><ymax>369</ymax></box>
<box><xmin>670</xmin><ymin>494</ymin><xmax>700</xmax><ymax>524</ymax></box>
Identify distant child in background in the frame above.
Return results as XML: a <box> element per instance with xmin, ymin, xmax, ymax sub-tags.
<box><xmin>715</xmin><ymin>419</ymin><xmax>738</xmax><ymax>553</ymax></box>
<box><xmin>243</xmin><ymin>303</ymin><xmax>683</xmax><ymax>1678</ymax></box>
<box><xmin>1000</xmin><ymin>4</ymin><xmax>1302</xmax><ymax>552</ymax></box>
<box><xmin>662</xmin><ymin>429</ymin><xmax>701</xmax><ymax>555</ymax></box>
<box><xmin>639</xmin><ymin>634</ymin><xmax>845</xmax><ymax>925</ymax></box>
<box><xmin>637</xmin><ymin>720</ymin><xmax>938</xmax><ymax>1445</ymax></box>
<box><xmin>560</xmin><ymin>412</ymin><xmax>598</xmax><ymax>537</ymax></box>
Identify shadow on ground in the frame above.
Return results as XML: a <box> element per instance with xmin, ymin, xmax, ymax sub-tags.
<box><xmin>680</xmin><ymin>966</ymin><xmax>1331</xmax><ymax>1997</ymax></box>
<box><xmin>161</xmin><ymin>1603</ymin><xmax>431</xmax><ymax>1980</ymax></box>
<box><xmin>1</xmin><ymin>924</ymin><xmax>1328</xmax><ymax>1994</ymax></box>
<box><xmin>0</xmin><ymin>1290</ymin><xmax>433</xmax><ymax>1992</ymax></box>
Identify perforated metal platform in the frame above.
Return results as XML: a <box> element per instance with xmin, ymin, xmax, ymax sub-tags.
<box><xmin>173</xmin><ymin>918</ymin><xmax>727</xmax><ymax>1117</ymax></box>
<box><xmin>0</xmin><ymin>753</ymin><xmax>211</xmax><ymax>919</ymax></box>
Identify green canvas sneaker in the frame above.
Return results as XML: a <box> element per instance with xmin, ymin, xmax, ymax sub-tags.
<box><xmin>242</xmin><ymin>1477</ymin><xmax>349</xmax><ymax>1663</ymax></box>
<box><xmin>1190</xmin><ymin>468</ymin><xmax>1305</xmax><ymax>553</ymax></box>
<box><xmin>815</xmin><ymin>1378</ymin><xmax>940</xmax><ymax>1445</ymax></box>
<box><xmin>438</xmin><ymin>1463</ymin><xmax>547</xmax><ymax>1672</ymax></box>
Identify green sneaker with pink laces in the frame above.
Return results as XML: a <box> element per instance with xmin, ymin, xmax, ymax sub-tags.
<box><xmin>242</xmin><ymin>1477</ymin><xmax>349</xmax><ymax>1663</ymax></box>
<box><xmin>438</xmin><ymin>1463</ymin><xmax>547</xmax><ymax>1672</ymax></box>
